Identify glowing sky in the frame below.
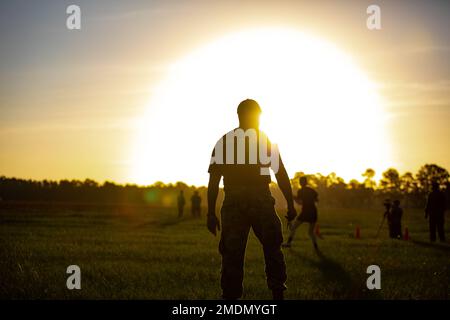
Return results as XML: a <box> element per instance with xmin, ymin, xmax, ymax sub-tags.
<box><xmin>0</xmin><ymin>0</ymin><xmax>449</xmax><ymax>185</ymax></box>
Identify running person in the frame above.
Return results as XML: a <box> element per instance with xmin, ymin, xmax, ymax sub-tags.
<box><xmin>283</xmin><ymin>176</ymin><xmax>319</xmax><ymax>249</ymax></box>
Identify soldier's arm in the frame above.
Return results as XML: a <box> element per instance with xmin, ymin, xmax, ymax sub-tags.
<box><xmin>207</xmin><ymin>172</ymin><xmax>221</xmax><ymax>216</ymax></box>
<box><xmin>424</xmin><ymin>195</ymin><xmax>430</xmax><ymax>218</ymax></box>
<box><xmin>442</xmin><ymin>193</ymin><xmax>447</xmax><ymax>212</ymax></box>
<box><xmin>294</xmin><ymin>190</ymin><xmax>302</xmax><ymax>205</ymax></box>
<box><xmin>275</xmin><ymin>158</ymin><xmax>295</xmax><ymax>212</ymax></box>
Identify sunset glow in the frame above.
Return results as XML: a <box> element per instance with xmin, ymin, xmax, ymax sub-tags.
<box><xmin>1</xmin><ymin>1</ymin><xmax>449</xmax><ymax>186</ymax></box>
<box><xmin>131</xmin><ymin>28</ymin><xmax>391</xmax><ymax>185</ymax></box>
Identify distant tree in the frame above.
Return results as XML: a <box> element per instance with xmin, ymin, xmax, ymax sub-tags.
<box><xmin>380</xmin><ymin>168</ymin><xmax>401</xmax><ymax>194</ymax></box>
<box><xmin>415</xmin><ymin>164</ymin><xmax>449</xmax><ymax>193</ymax></box>
<box><xmin>0</xmin><ymin>163</ymin><xmax>448</xmax><ymax>209</ymax></box>
<box><xmin>399</xmin><ymin>172</ymin><xmax>416</xmax><ymax>194</ymax></box>
<box><xmin>313</xmin><ymin>173</ymin><xmax>329</xmax><ymax>195</ymax></box>
<box><xmin>153</xmin><ymin>181</ymin><xmax>166</xmax><ymax>188</ymax></box>
<box><xmin>82</xmin><ymin>179</ymin><xmax>98</xmax><ymax>188</ymax></box>
<box><xmin>348</xmin><ymin>179</ymin><xmax>361</xmax><ymax>190</ymax></box>
<box><xmin>325</xmin><ymin>172</ymin><xmax>345</xmax><ymax>188</ymax></box>
<box><xmin>362</xmin><ymin>168</ymin><xmax>376</xmax><ymax>189</ymax></box>
<box><xmin>175</xmin><ymin>181</ymin><xmax>188</xmax><ymax>189</ymax></box>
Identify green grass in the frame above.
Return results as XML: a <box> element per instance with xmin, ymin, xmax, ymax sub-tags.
<box><xmin>0</xmin><ymin>204</ymin><xmax>449</xmax><ymax>299</ymax></box>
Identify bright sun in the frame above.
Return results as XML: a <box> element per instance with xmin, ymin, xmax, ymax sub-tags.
<box><xmin>130</xmin><ymin>27</ymin><xmax>391</xmax><ymax>186</ymax></box>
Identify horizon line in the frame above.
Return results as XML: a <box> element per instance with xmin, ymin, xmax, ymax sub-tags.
<box><xmin>1</xmin><ymin>163</ymin><xmax>448</xmax><ymax>188</ymax></box>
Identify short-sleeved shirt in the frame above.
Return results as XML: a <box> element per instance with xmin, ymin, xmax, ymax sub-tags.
<box><xmin>191</xmin><ymin>195</ymin><xmax>201</xmax><ymax>207</ymax></box>
<box><xmin>208</xmin><ymin>128</ymin><xmax>280</xmax><ymax>191</ymax></box>
<box><xmin>426</xmin><ymin>190</ymin><xmax>446</xmax><ymax>214</ymax></box>
<box><xmin>297</xmin><ymin>187</ymin><xmax>318</xmax><ymax>214</ymax></box>
<box><xmin>390</xmin><ymin>207</ymin><xmax>403</xmax><ymax>223</ymax></box>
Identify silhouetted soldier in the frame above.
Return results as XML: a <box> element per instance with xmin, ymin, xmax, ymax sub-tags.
<box><xmin>380</xmin><ymin>199</ymin><xmax>391</xmax><ymax>238</ymax></box>
<box><xmin>446</xmin><ymin>182</ymin><xmax>450</xmax><ymax>211</ymax></box>
<box><xmin>207</xmin><ymin>99</ymin><xmax>296</xmax><ymax>300</ymax></box>
<box><xmin>191</xmin><ymin>190</ymin><xmax>202</xmax><ymax>218</ymax></box>
<box><xmin>177</xmin><ymin>190</ymin><xmax>185</xmax><ymax>218</ymax></box>
<box><xmin>283</xmin><ymin>176</ymin><xmax>319</xmax><ymax>249</ymax></box>
<box><xmin>425</xmin><ymin>182</ymin><xmax>446</xmax><ymax>242</ymax></box>
<box><xmin>389</xmin><ymin>200</ymin><xmax>403</xmax><ymax>239</ymax></box>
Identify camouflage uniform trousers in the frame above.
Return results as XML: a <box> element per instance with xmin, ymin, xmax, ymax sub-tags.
<box><xmin>219</xmin><ymin>188</ymin><xmax>287</xmax><ymax>299</ymax></box>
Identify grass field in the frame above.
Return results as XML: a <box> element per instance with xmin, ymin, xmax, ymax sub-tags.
<box><xmin>0</xmin><ymin>203</ymin><xmax>449</xmax><ymax>299</ymax></box>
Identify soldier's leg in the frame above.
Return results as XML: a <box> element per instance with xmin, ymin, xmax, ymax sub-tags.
<box><xmin>437</xmin><ymin>215</ymin><xmax>445</xmax><ymax>242</ymax></box>
<box><xmin>251</xmin><ymin>204</ymin><xmax>287</xmax><ymax>298</ymax></box>
<box><xmin>308</xmin><ymin>223</ymin><xmax>318</xmax><ymax>248</ymax></box>
<box><xmin>286</xmin><ymin>219</ymin><xmax>302</xmax><ymax>244</ymax></box>
<box><xmin>219</xmin><ymin>205</ymin><xmax>251</xmax><ymax>299</ymax></box>
<box><xmin>391</xmin><ymin>223</ymin><xmax>398</xmax><ymax>238</ymax></box>
<box><xmin>389</xmin><ymin>223</ymin><xmax>395</xmax><ymax>238</ymax></box>
<box><xmin>429</xmin><ymin>216</ymin><xmax>437</xmax><ymax>242</ymax></box>
<box><xmin>398</xmin><ymin>223</ymin><xmax>403</xmax><ymax>239</ymax></box>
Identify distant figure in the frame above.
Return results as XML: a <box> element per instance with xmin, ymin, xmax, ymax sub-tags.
<box><xmin>207</xmin><ymin>99</ymin><xmax>296</xmax><ymax>300</ymax></box>
<box><xmin>389</xmin><ymin>200</ymin><xmax>403</xmax><ymax>239</ymax></box>
<box><xmin>425</xmin><ymin>182</ymin><xmax>446</xmax><ymax>242</ymax></box>
<box><xmin>446</xmin><ymin>182</ymin><xmax>450</xmax><ymax>211</ymax></box>
<box><xmin>191</xmin><ymin>191</ymin><xmax>202</xmax><ymax>218</ymax></box>
<box><xmin>382</xmin><ymin>199</ymin><xmax>392</xmax><ymax>237</ymax></box>
<box><xmin>177</xmin><ymin>190</ymin><xmax>185</xmax><ymax>218</ymax></box>
<box><xmin>283</xmin><ymin>176</ymin><xmax>319</xmax><ymax>249</ymax></box>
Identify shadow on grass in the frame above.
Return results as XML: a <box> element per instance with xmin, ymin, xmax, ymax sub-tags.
<box><xmin>290</xmin><ymin>248</ymin><xmax>382</xmax><ymax>299</ymax></box>
<box><xmin>412</xmin><ymin>240</ymin><xmax>450</xmax><ymax>253</ymax></box>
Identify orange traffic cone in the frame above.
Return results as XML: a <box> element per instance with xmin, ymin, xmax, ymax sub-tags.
<box><xmin>355</xmin><ymin>225</ymin><xmax>361</xmax><ymax>239</ymax></box>
<box><xmin>403</xmin><ymin>227</ymin><xmax>410</xmax><ymax>240</ymax></box>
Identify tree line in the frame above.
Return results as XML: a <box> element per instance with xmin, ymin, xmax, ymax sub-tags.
<box><xmin>0</xmin><ymin>164</ymin><xmax>448</xmax><ymax>209</ymax></box>
<box><xmin>288</xmin><ymin>164</ymin><xmax>449</xmax><ymax>209</ymax></box>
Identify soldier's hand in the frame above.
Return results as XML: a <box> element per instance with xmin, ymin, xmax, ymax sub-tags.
<box><xmin>207</xmin><ymin>214</ymin><xmax>220</xmax><ymax>236</ymax></box>
<box><xmin>287</xmin><ymin>220</ymin><xmax>293</xmax><ymax>230</ymax></box>
<box><xmin>285</xmin><ymin>206</ymin><xmax>297</xmax><ymax>222</ymax></box>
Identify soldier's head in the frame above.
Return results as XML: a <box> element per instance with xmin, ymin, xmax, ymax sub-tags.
<box><xmin>393</xmin><ymin>199</ymin><xmax>400</xmax><ymax>207</ymax></box>
<box><xmin>194</xmin><ymin>190</ymin><xmax>199</xmax><ymax>195</ymax></box>
<box><xmin>299</xmin><ymin>176</ymin><xmax>307</xmax><ymax>187</ymax></box>
<box><xmin>237</xmin><ymin>99</ymin><xmax>261</xmax><ymax>130</ymax></box>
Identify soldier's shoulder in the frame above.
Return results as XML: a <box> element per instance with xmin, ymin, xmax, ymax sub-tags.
<box><xmin>258</xmin><ymin>130</ymin><xmax>271</xmax><ymax>141</ymax></box>
<box><xmin>217</xmin><ymin>129</ymin><xmax>238</xmax><ymax>141</ymax></box>
<box><xmin>306</xmin><ymin>186</ymin><xmax>316</xmax><ymax>193</ymax></box>
<box><xmin>211</xmin><ymin>130</ymin><xmax>232</xmax><ymax>148</ymax></box>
